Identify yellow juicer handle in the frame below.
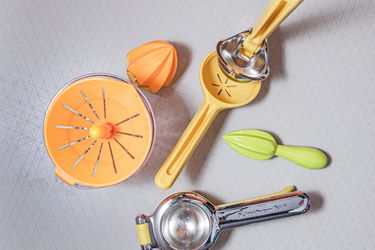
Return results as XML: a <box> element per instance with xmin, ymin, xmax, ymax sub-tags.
<box><xmin>241</xmin><ymin>0</ymin><xmax>303</xmax><ymax>57</ymax></box>
<box><xmin>216</xmin><ymin>185</ymin><xmax>297</xmax><ymax>208</ymax></box>
<box><xmin>155</xmin><ymin>100</ymin><xmax>220</xmax><ymax>189</ymax></box>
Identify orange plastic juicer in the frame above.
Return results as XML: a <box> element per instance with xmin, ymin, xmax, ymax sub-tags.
<box><xmin>44</xmin><ymin>74</ymin><xmax>155</xmax><ymax>188</ymax></box>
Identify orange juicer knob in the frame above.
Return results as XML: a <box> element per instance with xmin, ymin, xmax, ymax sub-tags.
<box><xmin>89</xmin><ymin>122</ymin><xmax>114</xmax><ymax>140</ymax></box>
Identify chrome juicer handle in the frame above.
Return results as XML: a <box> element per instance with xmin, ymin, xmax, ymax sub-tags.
<box><xmin>216</xmin><ymin>191</ymin><xmax>310</xmax><ymax>230</ymax></box>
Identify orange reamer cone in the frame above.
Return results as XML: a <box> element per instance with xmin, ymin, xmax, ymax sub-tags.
<box><xmin>127</xmin><ymin>40</ymin><xmax>178</xmax><ymax>93</ymax></box>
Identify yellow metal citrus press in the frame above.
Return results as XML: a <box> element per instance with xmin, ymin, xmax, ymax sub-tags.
<box><xmin>155</xmin><ymin>0</ymin><xmax>303</xmax><ymax>189</ymax></box>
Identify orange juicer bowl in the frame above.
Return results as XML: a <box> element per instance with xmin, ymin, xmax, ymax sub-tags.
<box><xmin>44</xmin><ymin>74</ymin><xmax>155</xmax><ymax>188</ymax></box>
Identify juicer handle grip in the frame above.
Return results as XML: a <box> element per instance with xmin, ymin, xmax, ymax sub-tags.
<box><xmin>216</xmin><ymin>187</ymin><xmax>310</xmax><ymax>230</ymax></box>
<box><xmin>155</xmin><ymin>101</ymin><xmax>219</xmax><ymax>189</ymax></box>
<box><xmin>275</xmin><ymin>145</ymin><xmax>328</xmax><ymax>169</ymax></box>
<box><xmin>242</xmin><ymin>0</ymin><xmax>303</xmax><ymax>57</ymax></box>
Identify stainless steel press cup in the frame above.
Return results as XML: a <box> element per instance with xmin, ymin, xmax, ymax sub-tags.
<box><xmin>217</xmin><ymin>30</ymin><xmax>270</xmax><ymax>82</ymax></box>
<box><xmin>135</xmin><ymin>186</ymin><xmax>310</xmax><ymax>250</ymax></box>
<box><xmin>216</xmin><ymin>0</ymin><xmax>303</xmax><ymax>82</ymax></box>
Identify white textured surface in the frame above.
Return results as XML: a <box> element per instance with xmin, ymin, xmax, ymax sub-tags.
<box><xmin>1</xmin><ymin>0</ymin><xmax>375</xmax><ymax>249</ymax></box>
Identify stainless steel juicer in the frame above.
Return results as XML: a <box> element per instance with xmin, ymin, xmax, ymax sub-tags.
<box><xmin>135</xmin><ymin>186</ymin><xmax>310</xmax><ymax>250</ymax></box>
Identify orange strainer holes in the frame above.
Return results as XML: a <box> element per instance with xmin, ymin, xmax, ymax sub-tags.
<box><xmin>44</xmin><ymin>75</ymin><xmax>155</xmax><ymax>188</ymax></box>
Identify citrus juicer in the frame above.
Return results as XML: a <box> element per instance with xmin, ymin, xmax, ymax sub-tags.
<box><xmin>224</xmin><ymin>130</ymin><xmax>328</xmax><ymax>169</ymax></box>
<box><xmin>155</xmin><ymin>0</ymin><xmax>302</xmax><ymax>190</ymax></box>
<box><xmin>136</xmin><ymin>186</ymin><xmax>310</xmax><ymax>250</ymax></box>
<box><xmin>127</xmin><ymin>40</ymin><xmax>178</xmax><ymax>93</ymax></box>
<box><xmin>44</xmin><ymin>74</ymin><xmax>155</xmax><ymax>188</ymax></box>
<box><xmin>217</xmin><ymin>0</ymin><xmax>302</xmax><ymax>82</ymax></box>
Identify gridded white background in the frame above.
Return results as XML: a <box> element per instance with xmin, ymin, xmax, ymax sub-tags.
<box><xmin>1</xmin><ymin>0</ymin><xmax>374</xmax><ymax>249</ymax></box>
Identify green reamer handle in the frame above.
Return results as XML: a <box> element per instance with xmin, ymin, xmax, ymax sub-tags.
<box><xmin>275</xmin><ymin>145</ymin><xmax>327</xmax><ymax>169</ymax></box>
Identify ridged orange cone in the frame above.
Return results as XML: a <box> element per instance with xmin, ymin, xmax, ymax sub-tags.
<box><xmin>127</xmin><ymin>40</ymin><xmax>178</xmax><ymax>93</ymax></box>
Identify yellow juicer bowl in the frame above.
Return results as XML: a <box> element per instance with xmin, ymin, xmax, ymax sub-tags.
<box><xmin>44</xmin><ymin>74</ymin><xmax>155</xmax><ymax>188</ymax></box>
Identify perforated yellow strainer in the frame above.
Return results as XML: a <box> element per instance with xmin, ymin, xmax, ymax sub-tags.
<box><xmin>44</xmin><ymin>74</ymin><xmax>155</xmax><ymax>188</ymax></box>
